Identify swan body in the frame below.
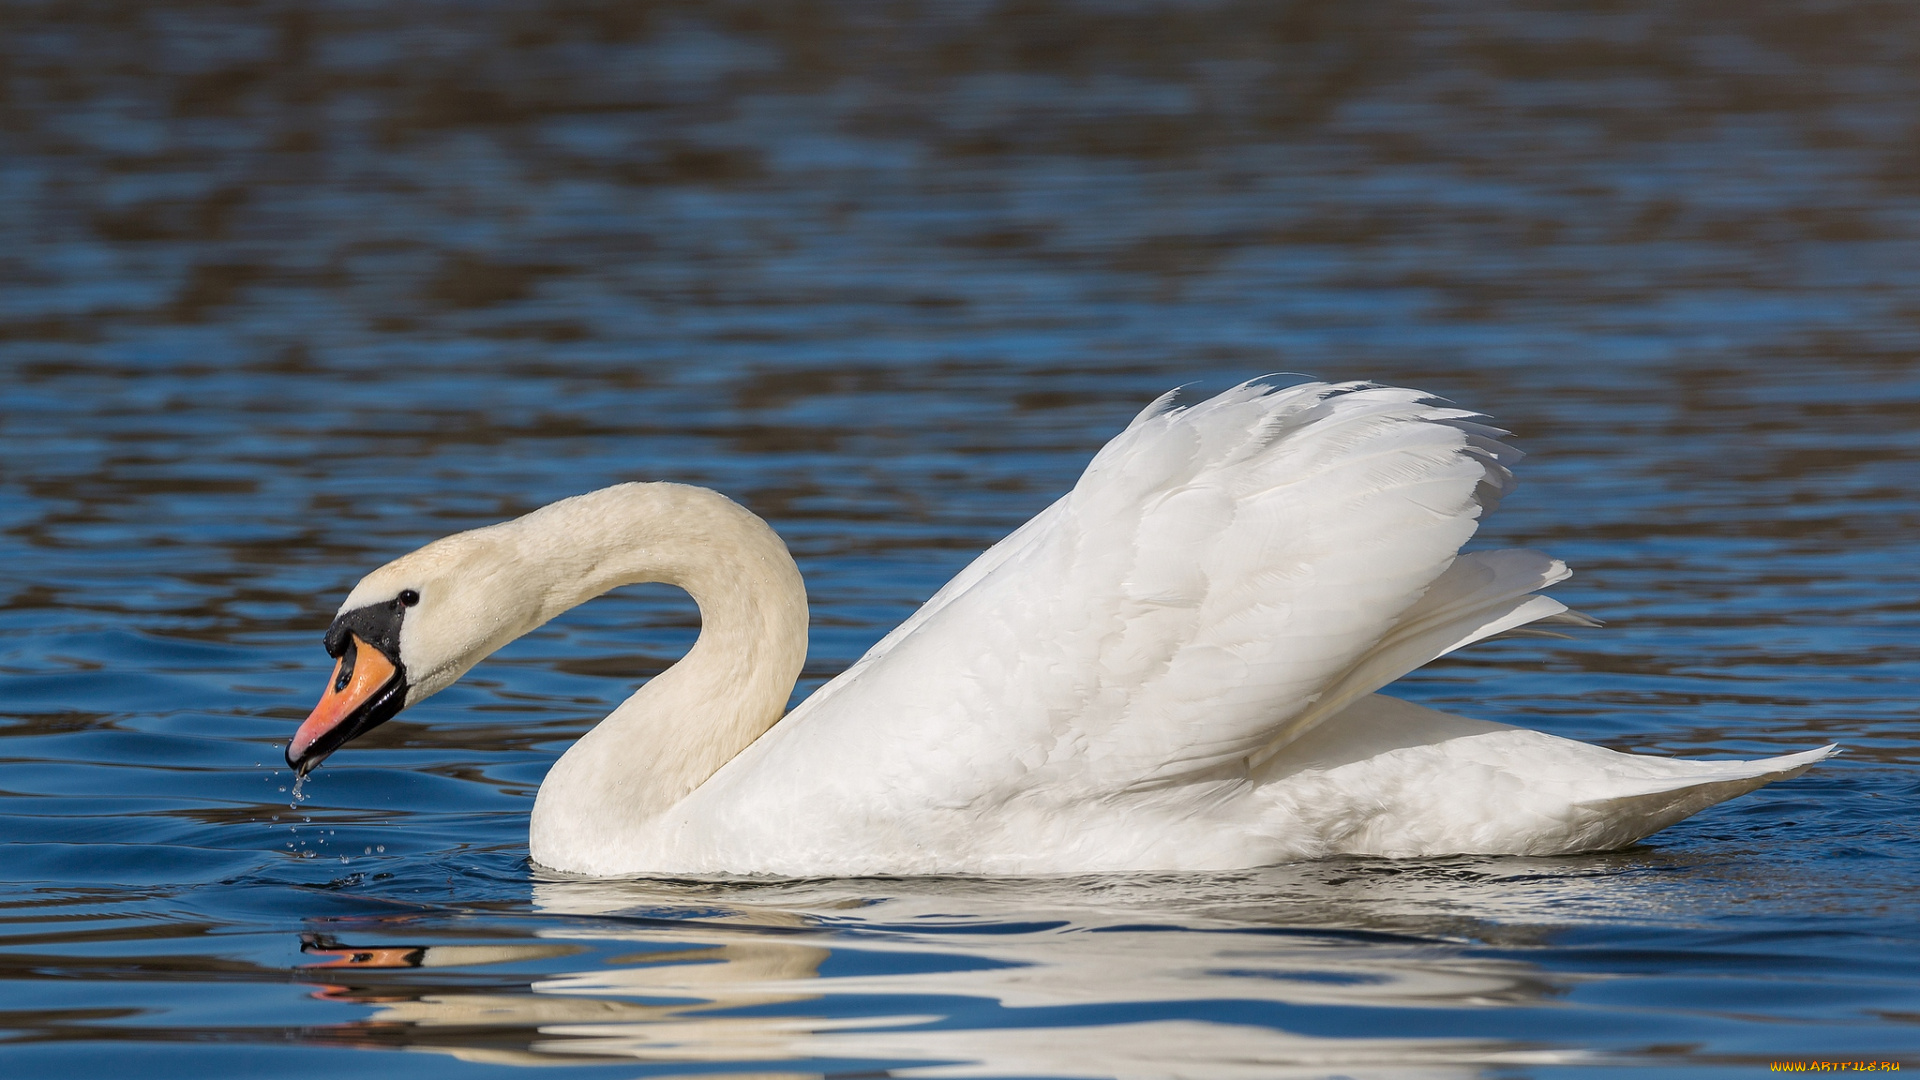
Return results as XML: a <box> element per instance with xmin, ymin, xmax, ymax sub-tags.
<box><xmin>289</xmin><ymin>381</ymin><xmax>1832</xmax><ymax>876</ymax></box>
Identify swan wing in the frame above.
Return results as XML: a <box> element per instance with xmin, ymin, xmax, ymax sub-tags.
<box><xmin>740</xmin><ymin>381</ymin><xmax>1568</xmax><ymax>804</ymax></box>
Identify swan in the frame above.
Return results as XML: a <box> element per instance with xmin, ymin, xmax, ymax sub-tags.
<box><xmin>286</xmin><ymin>380</ymin><xmax>1832</xmax><ymax>876</ymax></box>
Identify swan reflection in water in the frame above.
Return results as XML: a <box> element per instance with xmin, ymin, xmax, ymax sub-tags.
<box><xmin>289</xmin><ymin>865</ymin><xmax>1629</xmax><ymax>1076</ymax></box>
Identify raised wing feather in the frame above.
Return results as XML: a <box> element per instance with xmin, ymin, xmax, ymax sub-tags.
<box><xmin>725</xmin><ymin>380</ymin><xmax>1565</xmax><ymax>811</ymax></box>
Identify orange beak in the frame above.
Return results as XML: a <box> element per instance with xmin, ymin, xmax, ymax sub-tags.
<box><xmin>288</xmin><ymin>634</ymin><xmax>401</xmax><ymax>774</ymax></box>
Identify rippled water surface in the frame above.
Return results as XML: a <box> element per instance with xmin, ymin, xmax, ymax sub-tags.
<box><xmin>3</xmin><ymin>2</ymin><xmax>1919</xmax><ymax>1076</ymax></box>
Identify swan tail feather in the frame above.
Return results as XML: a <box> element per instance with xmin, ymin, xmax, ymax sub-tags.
<box><xmin>1265</xmin><ymin>710</ymin><xmax>1838</xmax><ymax>857</ymax></box>
<box><xmin>1547</xmin><ymin>743</ymin><xmax>1837</xmax><ymax>853</ymax></box>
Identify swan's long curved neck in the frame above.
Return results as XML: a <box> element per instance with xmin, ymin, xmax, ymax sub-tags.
<box><xmin>512</xmin><ymin>484</ymin><xmax>808</xmax><ymax>870</ymax></box>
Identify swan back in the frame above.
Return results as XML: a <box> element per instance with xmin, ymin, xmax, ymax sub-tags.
<box><xmin>654</xmin><ymin>381</ymin><xmax>1569</xmax><ymax>870</ymax></box>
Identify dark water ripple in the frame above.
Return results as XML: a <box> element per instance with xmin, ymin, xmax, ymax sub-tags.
<box><xmin>2</xmin><ymin>1</ymin><xmax>1919</xmax><ymax>1076</ymax></box>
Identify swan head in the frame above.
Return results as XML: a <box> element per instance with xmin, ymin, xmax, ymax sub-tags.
<box><xmin>288</xmin><ymin>523</ymin><xmax>551</xmax><ymax>776</ymax></box>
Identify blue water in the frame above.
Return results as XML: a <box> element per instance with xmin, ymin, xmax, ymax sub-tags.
<box><xmin>2</xmin><ymin>2</ymin><xmax>1918</xmax><ymax>1076</ymax></box>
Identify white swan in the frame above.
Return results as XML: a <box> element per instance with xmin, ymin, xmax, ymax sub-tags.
<box><xmin>287</xmin><ymin>380</ymin><xmax>1832</xmax><ymax>876</ymax></box>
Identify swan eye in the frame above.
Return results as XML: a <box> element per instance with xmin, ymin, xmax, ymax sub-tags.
<box><xmin>398</xmin><ymin>589</ymin><xmax>420</xmax><ymax>607</ymax></box>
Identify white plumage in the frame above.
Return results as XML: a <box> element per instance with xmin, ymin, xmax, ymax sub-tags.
<box><xmin>304</xmin><ymin>380</ymin><xmax>1832</xmax><ymax>876</ymax></box>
